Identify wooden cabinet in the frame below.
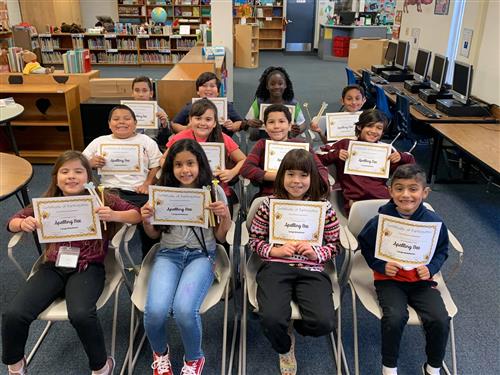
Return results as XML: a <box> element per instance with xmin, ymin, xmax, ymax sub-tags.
<box><xmin>0</xmin><ymin>84</ymin><xmax>83</xmax><ymax>163</ymax></box>
<box><xmin>0</xmin><ymin>70</ymin><xmax>100</xmax><ymax>102</ymax></box>
<box><xmin>18</xmin><ymin>0</ymin><xmax>81</xmax><ymax>35</ymax></box>
<box><xmin>235</xmin><ymin>24</ymin><xmax>259</xmax><ymax>68</ymax></box>
<box><xmin>233</xmin><ymin>2</ymin><xmax>284</xmax><ymax>50</ymax></box>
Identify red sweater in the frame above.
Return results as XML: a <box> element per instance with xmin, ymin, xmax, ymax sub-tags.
<box><xmin>319</xmin><ymin>139</ymin><xmax>415</xmax><ymax>211</ymax></box>
<box><xmin>240</xmin><ymin>138</ymin><xmax>330</xmax><ymax>197</ymax></box>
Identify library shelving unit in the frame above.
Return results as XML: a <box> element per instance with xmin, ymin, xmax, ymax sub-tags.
<box><xmin>118</xmin><ymin>0</ymin><xmax>147</xmax><ymax>24</ymax></box>
<box><xmin>233</xmin><ymin>1</ymin><xmax>285</xmax><ymax>50</ymax></box>
<box><xmin>35</xmin><ymin>32</ymin><xmax>199</xmax><ymax>66</ymax></box>
<box><xmin>0</xmin><ymin>84</ymin><xmax>83</xmax><ymax>163</ymax></box>
<box><xmin>234</xmin><ymin>23</ymin><xmax>259</xmax><ymax>68</ymax></box>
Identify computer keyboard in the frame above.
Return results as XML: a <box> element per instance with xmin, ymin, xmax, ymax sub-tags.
<box><xmin>404</xmin><ymin>95</ymin><xmax>418</xmax><ymax>105</ymax></box>
<box><xmin>383</xmin><ymin>85</ymin><xmax>401</xmax><ymax>95</ymax></box>
<box><xmin>412</xmin><ymin>103</ymin><xmax>441</xmax><ymax>119</ymax></box>
<box><xmin>371</xmin><ymin>76</ymin><xmax>388</xmax><ymax>84</ymax></box>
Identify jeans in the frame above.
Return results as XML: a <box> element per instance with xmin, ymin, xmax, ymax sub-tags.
<box><xmin>144</xmin><ymin>247</ymin><xmax>215</xmax><ymax>361</ymax></box>
<box><xmin>2</xmin><ymin>263</ymin><xmax>107</xmax><ymax>370</ymax></box>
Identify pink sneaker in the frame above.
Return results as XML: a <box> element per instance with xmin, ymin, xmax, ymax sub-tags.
<box><xmin>152</xmin><ymin>351</ymin><xmax>173</xmax><ymax>375</ymax></box>
<box><xmin>180</xmin><ymin>356</ymin><xmax>205</xmax><ymax>375</ymax></box>
<box><xmin>8</xmin><ymin>358</ymin><xmax>27</xmax><ymax>375</ymax></box>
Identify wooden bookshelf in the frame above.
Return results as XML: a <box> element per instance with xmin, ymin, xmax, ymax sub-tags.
<box><xmin>234</xmin><ymin>23</ymin><xmax>259</xmax><ymax>68</ymax></box>
<box><xmin>0</xmin><ymin>84</ymin><xmax>83</xmax><ymax>163</ymax></box>
<box><xmin>233</xmin><ymin>2</ymin><xmax>284</xmax><ymax>50</ymax></box>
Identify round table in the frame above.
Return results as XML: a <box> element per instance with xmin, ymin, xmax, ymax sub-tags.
<box><xmin>0</xmin><ymin>103</ymin><xmax>24</xmax><ymax>155</ymax></box>
<box><xmin>0</xmin><ymin>152</ymin><xmax>33</xmax><ymax>203</ymax></box>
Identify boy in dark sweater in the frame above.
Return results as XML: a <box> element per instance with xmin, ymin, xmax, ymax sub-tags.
<box><xmin>358</xmin><ymin>164</ymin><xmax>450</xmax><ymax>375</ymax></box>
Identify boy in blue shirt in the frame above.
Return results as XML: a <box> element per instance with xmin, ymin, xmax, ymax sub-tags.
<box><xmin>358</xmin><ymin>164</ymin><xmax>450</xmax><ymax>375</ymax></box>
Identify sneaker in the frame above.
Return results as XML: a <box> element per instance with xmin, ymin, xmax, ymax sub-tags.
<box><xmin>180</xmin><ymin>356</ymin><xmax>205</xmax><ymax>375</ymax></box>
<box><xmin>279</xmin><ymin>330</ymin><xmax>296</xmax><ymax>375</ymax></box>
<box><xmin>8</xmin><ymin>358</ymin><xmax>27</xmax><ymax>375</ymax></box>
<box><xmin>152</xmin><ymin>351</ymin><xmax>173</xmax><ymax>375</ymax></box>
<box><xmin>104</xmin><ymin>356</ymin><xmax>115</xmax><ymax>375</ymax></box>
<box><xmin>422</xmin><ymin>363</ymin><xmax>441</xmax><ymax>375</ymax></box>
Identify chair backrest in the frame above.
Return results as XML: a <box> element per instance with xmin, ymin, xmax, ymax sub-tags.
<box><xmin>347</xmin><ymin>199</ymin><xmax>389</xmax><ymax>237</ymax></box>
<box><xmin>345</xmin><ymin>67</ymin><xmax>357</xmax><ymax>85</ymax></box>
<box><xmin>361</xmin><ymin>70</ymin><xmax>374</xmax><ymax>101</ymax></box>
<box><xmin>246</xmin><ymin>196</ymin><xmax>267</xmax><ymax>230</ymax></box>
<box><xmin>394</xmin><ymin>93</ymin><xmax>411</xmax><ymax>137</ymax></box>
<box><xmin>375</xmin><ymin>85</ymin><xmax>392</xmax><ymax>120</ymax></box>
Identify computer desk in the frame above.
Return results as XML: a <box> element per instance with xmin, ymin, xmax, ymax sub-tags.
<box><xmin>428</xmin><ymin>122</ymin><xmax>500</xmax><ymax>186</ymax></box>
<box><xmin>380</xmin><ymin>81</ymin><xmax>497</xmax><ymax>124</ymax></box>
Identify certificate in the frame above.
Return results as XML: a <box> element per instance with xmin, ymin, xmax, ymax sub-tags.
<box><xmin>374</xmin><ymin>214</ymin><xmax>443</xmax><ymax>269</ymax></box>
<box><xmin>344</xmin><ymin>141</ymin><xmax>391</xmax><ymax>178</ymax></box>
<box><xmin>259</xmin><ymin>103</ymin><xmax>296</xmax><ymax>123</ymax></box>
<box><xmin>149</xmin><ymin>186</ymin><xmax>209</xmax><ymax>228</ymax></box>
<box><xmin>200</xmin><ymin>142</ymin><xmax>225</xmax><ymax>172</ymax></box>
<box><xmin>269</xmin><ymin>199</ymin><xmax>327</xmax><ymax>246</ymax></box>
<box><xmin>325</xmin><ymin>112</ymin><xmax>361</xmax><ymax>141</ymax></box>
<box><xmin>120</xmin><ymin>100</ymin><xmax>158</xmax><ymax>129</ymax></box>
<box><xmin>98</xmin><ymin>144</ymin><xmax>143</xmax><ymax>175</ymax></box>
<box><xmin>33</xmin><ymin>196</ymin><xmax>102</xmax><ymax>243</ymax></box>
<box><xmin>192</xmin><ymin>97</ymin><xmax>228</xmax><ymax>122</ymax></box>
<box><xmin>264</xmin><ymin>140</ymin><xmax>309</xmax><ymax>172</ymax></box>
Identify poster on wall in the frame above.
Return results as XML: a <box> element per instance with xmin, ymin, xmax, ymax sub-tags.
<box><xmin>434</xmin><ymin>0</ymin><xmax>450</xmax><ymax>15</ymax></box>
<box><xmin>365</xmin><ymin>0</ymin><xmax>396</xmax><ymax>25</ymax></box>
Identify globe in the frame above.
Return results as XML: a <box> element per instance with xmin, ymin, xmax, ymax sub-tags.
<box><xmin>151</xmin><ymin>7</ymin><xmax>167</xmax><ymax>24</ymax></box>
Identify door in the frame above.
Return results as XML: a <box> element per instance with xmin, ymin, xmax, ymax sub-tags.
<box><xmin>285</xmin><ymin>0</ymin><xmax>316</xmax><ymax>52</ymax></box>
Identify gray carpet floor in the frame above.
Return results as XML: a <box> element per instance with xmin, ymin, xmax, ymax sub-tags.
<box><xmin>1</xmin><ymin>52</ymin><xmax>499</xmax><ymax>374</ymax></box>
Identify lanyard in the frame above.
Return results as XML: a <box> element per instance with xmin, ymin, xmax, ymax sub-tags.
<box><xmin>190</xmin><ymin>227</ymin><xmax>208</xmax><ymax>256</ymax></box>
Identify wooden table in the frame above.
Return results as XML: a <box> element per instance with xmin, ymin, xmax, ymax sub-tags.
<box><xmin>0</xmin><ymin>152</ymin><xmax>43</xmax><ymax>253</ymax></box>
<box><xmin>0</xmin><ymin>152</ymin><xmax>33</xmax><ymax>204</ymax></box>
<box><xmin>429</xmin><ymin>123</ymin><xmax>500</xmax><ymax>184</ymax></box>
<box><xmin>0</xmin><ymin>103</ymin><xmax>24</xmax><ymax>155</ymax></box>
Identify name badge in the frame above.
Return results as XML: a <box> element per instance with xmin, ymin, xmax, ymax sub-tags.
<box><xmin>56</xmin><ymin>246</ymin><xmax>80</xmax><ymax>269</ymax></box>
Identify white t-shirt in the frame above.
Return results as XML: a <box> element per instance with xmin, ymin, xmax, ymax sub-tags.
<box><xmin>83</xmin><ymin>133</ymin><xmax>162</xmax><ymax>191</ymax></box>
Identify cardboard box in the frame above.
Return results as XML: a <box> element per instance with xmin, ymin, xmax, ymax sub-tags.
<box><xmin>89</xmin><ymin>78</ymin><xmax>134</xmax><ymax>98</ymax></box>
<box><xmin>348</xmin><ymin>38</ymin><xmax>389</xmax><ymax>72</ymax></box>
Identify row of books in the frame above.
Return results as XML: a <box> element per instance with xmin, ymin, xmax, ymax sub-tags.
<box><xmin>90</xmin><ymin>52</ymin><xmax>139</xmax><ymax>64</ymax></box>
<box><xmin>39</xmin><ymin>37</ymin><xmax>61</xmax><ymax>51</ymax></box>
<box><xmin>172</xmin><ymin>38</ymin><xmax>196</xmax><ymax>48</ymax></box>
<box><xmin>144</xmin><ymin>39</ymin><xmax>170</xmax><ymax>49</ymax></box>
<box><xmin>62</xmin><ymin>50</ymin><xmax>92</xmax><ymax>73</ymax></box>
<box><xmin>41</xmin><ymin>51</ymin><xmax>63</xmax><ymax>64</ymax></box>
<box><xmin>114</xmin><ymin>23</ymin><xmax>173</xmax><ymax>35</ymax></box>
<box><xmin>6</xmin><ymin>47</ymin><xmax>24</xmax><ymax>72</ymax></box>
<box><xmin>139</xmin><ymin>52</ymin><xmax>186</xmax><ymax>63</ymax></box>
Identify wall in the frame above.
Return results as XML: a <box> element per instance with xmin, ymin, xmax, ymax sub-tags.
<box><xmin>80</xmin><ymin>0</ymin><xmax>118</xmax><ymax>29</ymax></box>
<box><xmin>397</xmin><ymin>0</ymin><xmax>499</xmax><ymax>105</ymax></box>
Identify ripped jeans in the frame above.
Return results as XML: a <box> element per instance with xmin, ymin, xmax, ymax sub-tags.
<box><xmin>143</xmin><ymin>247</ymin><xmax>215</xmax><ymax>361</ymax></box>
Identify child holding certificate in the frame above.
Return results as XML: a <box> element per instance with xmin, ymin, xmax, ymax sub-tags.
<box><xmin>164</xmin><ymin>99</ymin><xmax>246</xmax><ymax>208</ymax></box>
<box><xmin>310</xmin><ymin>84</ymin><xmax>367</xmax><ymax>144</ymax></box>
<box><xmin>249</xmin><ymin>149</ymin><xmax>339</xmax><ymax>375</ymax></box>
<box><xmin>171</xmin><ymin>71</ymin><xmax>244</xmax><ymax>135</ymax></box>
<box><xmin>132</xmin><ymin>76</ymin><xmax>171</xmax><ymax>150</ymax></box>
<box><xmin>140</xmin><ymin>139</ymin><xmax>231</xmax><ymax>375</ymax></box>
<box><xmin>244</xmin><ymin>66</ymin><xmax>307</xmax><ymax>140</ymax></box>
<box><xmin>318</xmin><ymin>109</ymin><xmax>414</xmax><ymax>215</ymax></box>
<box><xmin>240</xmin><ymin>103</ymin><xmax>329</xmax><ymax>198</ymax></box>
<box><xmin>2</xmin><ymin>150</ymin><xmax>141</xmax><ymax>375</ymax></box>
<box><xmin>358</xmin><ymin>164</ymin><xmax>450</xmax><ymax>375</ymax></box>
<box><xmin>83</xmin><ymin>104</ymin><xmax>163</xmax><ymax>257</ymax></box>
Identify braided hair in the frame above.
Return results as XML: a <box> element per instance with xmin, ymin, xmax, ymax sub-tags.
<box><xmin>254</xmin><ymin>66</ymin><xmax>295</xmax><ymax>102</ymax></box>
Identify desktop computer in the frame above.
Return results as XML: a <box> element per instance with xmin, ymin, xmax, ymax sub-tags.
<box><xmin>381</xmin><ymin>40</ymin><xmax>414</xmax><ymax>82</ymax></box>
<box><xmin>404</xmin><ymin>48</ymin><xmax>432</xmax><ymax>93</ymax></box>
<box><xmin>371</xmin><ymin>42</ymin><xmax>398</xmax><ymax>74</ymax></box>
<box><xmin>418</xmin><ymin>54</ymin><xmax>453</xmax><ymax>104</ymax></box>
<box><xmin>435</xmin><ymin>61</ymin><xmax>489</xmax><ymax>117</ymax></box>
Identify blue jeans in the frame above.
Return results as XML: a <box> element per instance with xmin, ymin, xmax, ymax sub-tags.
<box><xmin>144</xmin><ymin>247</ymin><xmax>215</xmax><ymax>361</ymax></box>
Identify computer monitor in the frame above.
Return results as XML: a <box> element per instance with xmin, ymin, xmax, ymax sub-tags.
<box><xmin>451</xmin><ymin>61</ymin><xmax>473</xmax><ymax>104</ymax></box>
<box><xmin>413</xmin><ymin>49</ymin><xmax>432</xmax><ymax>82</ymax></box>
<box><xmin>339</xmin><ymin>11</ymin><xmax>356</xmax><ymax>25</ymax></box>
<box><xmin>394</xmin><ymin>40</ymin><xmax>410</xmax><ymax>70</ymax></box>
<box><xmin>430</xmin><ymin>54</ymin><xmax>448</xmax><ymax>91</ymax></box>
<box><xmin>384</xmin><ymin>42</ymin><xmax>397</xmax><ymax>64</ymax></box>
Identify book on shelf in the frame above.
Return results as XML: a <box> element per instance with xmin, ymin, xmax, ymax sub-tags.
<box><xmin>63</xmin><ymin>49</ymin><xmax>91</xmax><ymax>73</ymax></box>
<box><xmin>6</xmin><ymin>47</ymin><xmax>24</xmax><ymax>72</ymax></box>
